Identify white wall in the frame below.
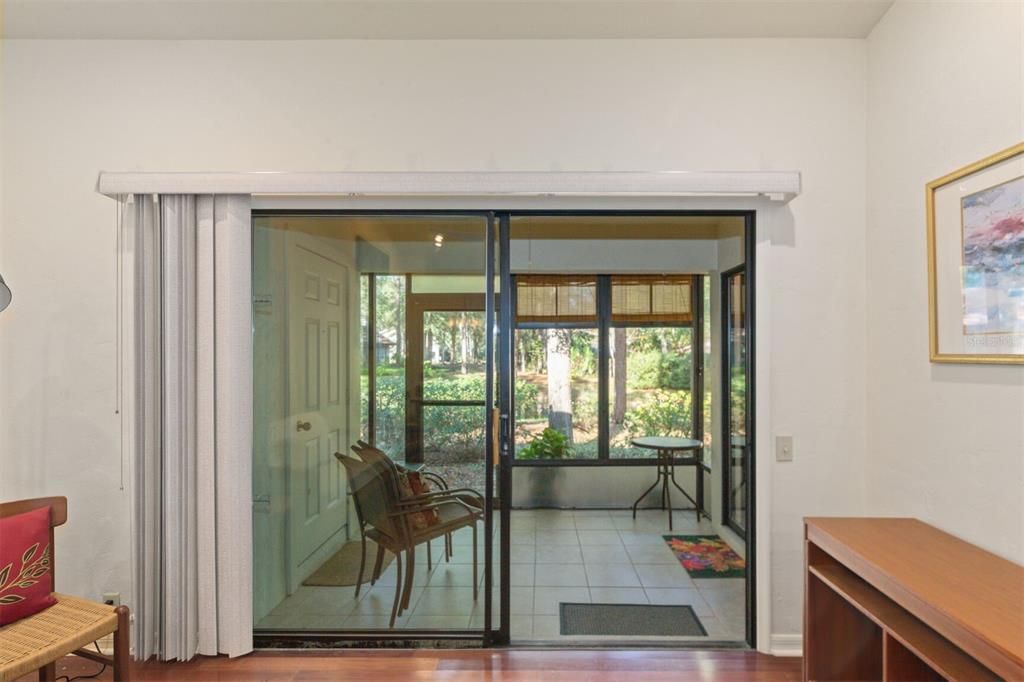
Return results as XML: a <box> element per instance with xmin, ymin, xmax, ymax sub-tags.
<box><xmin>865</xmin><ymin>2</ymin><xmax>1024</xmax><ymax>563</ymax></box>
<box><xmin>0</xmin><ymin>37</ymin><xmax>869</xmax><ymax>644</ymax></box>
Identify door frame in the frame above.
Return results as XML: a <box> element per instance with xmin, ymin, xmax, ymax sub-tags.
<box><xmin>251</xmin><ymin>208</ymin><xmax>758</xmax><ymax>650</ymax></box>
<box><xmin>494</xmin><ymin>209</ymin><xmax>757</xmax><ymax>648</ymax></box>
<box><xmin>404</xmin><ymin>290</ymin><xmax>489</xmax><ymax>465</ymax></box>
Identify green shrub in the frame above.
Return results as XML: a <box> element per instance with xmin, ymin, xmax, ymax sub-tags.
<box><xmin>628</xmin><ymin>351</ymin><xmax>662</xmax><ymax>390</ymax></box>
<box><xmin>514</xmin><ymin>381</ymin><xmax>542</xmax><ymax>420</ymax></box>
<box><xmin>626</xmin><ymin>350</ymin><xmax>691</xmax><ymax>391</ymax></box>
<box><xmin>518</xmin><ymin>427</ymin><xmax>574</xmax><ymax>460</ymax></box>
<box><xmin>622</xmin><ymin>390</ymin><xmax>692</xmax><ymax>439</ymax></box>
<box><xmin>660</xmin><ymin>353</ymin><xmax>691</xmax><ymax>390</ymax></box>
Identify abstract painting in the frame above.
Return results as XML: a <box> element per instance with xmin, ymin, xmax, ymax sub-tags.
<box><xmin>961</xmin><ymin>175</ymin><xmax>1024</xmax><ymax>335</ymax></box>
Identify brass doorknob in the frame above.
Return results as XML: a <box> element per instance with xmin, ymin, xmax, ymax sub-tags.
<box><xmin>296</xmin><ymin>420</ymin><xmax>312</xmax><ymax>432</ymax></box>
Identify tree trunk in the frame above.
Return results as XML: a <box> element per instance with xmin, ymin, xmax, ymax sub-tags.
<box><xmin>459</xmin><ymin>313</ymin><xmax>470</xmax><ymax>374</ymax></box>
<box><xmin>613</xmin><ymin>327</ymin><xmax>627</xmax><ymax>425</ymax></box>
<box><xmin>394</xmin><ymin>288</ymin><xmax>404</xmax><ymax>365</ymax></box>
<box><xmin>546</xmin><ymin>329</ymin><xmax>573</xmax><ymax>442</ymax></box>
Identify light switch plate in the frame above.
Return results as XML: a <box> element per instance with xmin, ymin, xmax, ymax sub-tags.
<box><xmin>776</xmin><ymin>436</ymin><xmax>794</xmax><ymax>462</ymax></box>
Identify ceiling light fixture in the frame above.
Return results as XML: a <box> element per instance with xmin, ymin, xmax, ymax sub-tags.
<box><xmin>433</xmin><ymin>234</ymin><xmax>444</xmax><ymax>248</ymax></box>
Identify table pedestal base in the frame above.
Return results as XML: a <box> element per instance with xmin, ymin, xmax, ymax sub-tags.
<box><xmin>630</xmin><ymin>450</ymin><xmax>704</xmax><ymax>531</ymax></box>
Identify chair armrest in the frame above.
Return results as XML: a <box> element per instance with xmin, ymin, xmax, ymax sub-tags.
<box><xmin>419</xmin><ymin>471</ymin><xmax>450</xmax><ymax>490</ymax></box>
<box><xmin>389</xmin><ymin>496</ymin><xmax>481</xmax><ymax>518</ymax></box>
<box><xmin>396</xmin><ymin>488</ymin><xmax>482</xmax><ymax>504</ymax></box>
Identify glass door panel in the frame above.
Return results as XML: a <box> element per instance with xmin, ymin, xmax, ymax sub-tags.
<box><xmin>251</xmin><ymin>214</ymin><xmax>495</xmax><ymax>638</ymax></box>
<box><xmin>722</xmin><ymin>268</ymin><xmax>748</xmax><ymax>538</ymax></box>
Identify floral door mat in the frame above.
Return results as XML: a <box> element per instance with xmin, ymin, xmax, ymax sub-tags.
<box><xmin>664</xmin><ymin>535</ymin><xmax>746</xmax><ymax>578</ymax></box>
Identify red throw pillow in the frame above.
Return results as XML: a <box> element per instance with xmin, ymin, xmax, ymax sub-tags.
<box><xmin>397</xmin><ymin>472</ymin><xmax>440</xmax><ymax>530</ymax></box>
<box><xmin>0</xmin><ymin>506</ymin><xmax>57</xmax><ymax>625</ymax></box>
<box><xmin>406</xmin><ymin>473</ymin><xmax>440</xmax><ymax>527</ymax></box>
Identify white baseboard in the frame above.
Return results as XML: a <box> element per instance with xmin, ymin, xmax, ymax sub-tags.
<box><xmin>769</xmin><ymin>634</ymin><xmax>803</xmax><ymax>657</ymax></box>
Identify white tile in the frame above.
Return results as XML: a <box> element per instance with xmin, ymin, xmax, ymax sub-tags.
<box><xmin>405</xmin><ymin>614</ymin><xmax>471</xmax><ymax>629</ymax></box>
<box><xmin>348</xmin><ymin>584</ymin><xmax>411</xmax><ymax>616</ymax></box>
<box><xmin>510</xmin><ymin>615</ymin><xmax>533</xmax><ymax>638</ymax></box>
<box><xmin>255</xmin><ymin>613</ymin><xmax>289</xmax><ymax>628</ymax></box>
<box><xmin>695</xmin><ymin>614</ymin><xmax>742</xmax><ymax>639</ymax></box>
<box><xmin>536</xmin><ymin>545</ymin><xmax>583</xmax><ymax>564</ymax></box>
<box><xmin>508</xmin><ymin>587</ymin><xmax>535</xmax><ymax>615</ymax></box>
<box><xmin>407</xmin><ymin>587</ymin><xmax>478</xmax><ymax>616</ymax></box>
<box><xmin>447</xmin><ymin>527</ymin><xmax>478</xmax><ymax>545</ymax></box>
<box><xmin>618</xmin><ymin>531</ymin><xmax>670</xmax><ymax>547</ymax></box>
<box><xmin>576</xmin><ymin>530</ymin><xmax>623</xmax><ymax>546</ymax></box>
<box><xmin>533</xmin><ymin>587</ymin><xmax>590</xmax><ymax>615</ymax></box>
<box><xmin>536</xmin><ymin>529</ymin><xmax>578</xmax><ymax>544</ymax></box>
<box><xmin>625</xmin><ymin>544</ymin><xmax>679</xmax><ymax>564</ymax></box>
<box><xmin>445</xmin><ymin>542</ymin><xmax>484</xmax><ymax>565</ymax></box>
<box><xmin>532</xmin><ymin>615</ymin><xmax>562</xmax><ymax>639</ymax></box>
<box><xmin>535</xmin><ymin>563</ymin><xmax>587</xmax><ymax>587</ymax></box>
<box><xmin>644</xmin><ymin>588</ymin><xmax>713</xmax><ymax>617</ymax></box>
<box><xmin>343</xmin><ymin>614</ymin><xmax>410</xmax><ymax>629</ymax></box>
<box><xmin>588</xmin><ymin>587</ymin><xmax>648</xmax><ymax>604</ymax></box>
<box><xmin>572</xmin><ymin>513</ymin><xmax>618</xmax><ymax>530</ymax></box>
<box><xmin>611</xmin><ymin>516</ymin><xmax>649</xmax><ymax>531</ymax></box>
<box><xmin>508</xmin><ymin>545</ymin><xmax>536</xmax><ymax>563</ymax></box>
<box><xmin>510</xmin><ymin>530</ymin><xmax>536</xmax><ymax>545</ymax></box>
<box><xmin>696</xmin><ymin>581</ymin><xmax>747</xmax><ymax>621</ymax></box>
<box><xmin>692</xmin><ymin>577</ymin><xmax>747</xmax><ymax>594</ymax></box>
<box><xmin>534</xmin><ymin>515</ymin><xmax>576</xmax><ymax>530</ymax></box>
<box><xmin>581</xmin><ymin>545</ymin><xmax>627</xmax><ymax>564</ymax></box>
<box><xmin>584</xmin><ymin>563</ymin><xmax>641</xmax><ymax>588</ymax></box>
<box><xmin>634</xmin><ymin>563</ymin><xmax>694</xmax><ymax>589</ymax></box>
<box><xmin>509</xmin><ymin>563</ymin><xmax>536</xmax><ymax>586</ymax></box>
<box><xmin>426</xmin><ymin>563</ymin><xmax>481</xmax><ymax>588</ymax></box>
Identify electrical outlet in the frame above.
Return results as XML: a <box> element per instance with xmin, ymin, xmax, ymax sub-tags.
<box><xmin>102</xmin><ymin>592</ymin><xmax>121</xmax><ymax>607</ymax></box>
<box><xmin>776</xmin><ymin>436</ymin><xmax>794</xmax><ymax>462</ymax></box>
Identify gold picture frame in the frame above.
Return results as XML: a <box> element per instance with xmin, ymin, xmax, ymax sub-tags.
<box><xmin>926</xmin><ymin>141</ymin><xmax>1024</xmax><ymax>364</ymax></box>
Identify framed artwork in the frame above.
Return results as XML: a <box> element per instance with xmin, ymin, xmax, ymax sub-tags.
<box><xmin>927</xmin><ymin>142</ymin><xmax>1024</xmax><ymax>364</ymax></box>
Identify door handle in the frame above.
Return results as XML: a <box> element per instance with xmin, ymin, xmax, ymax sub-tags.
<box><xmin>296</xmin><ymin>420</ymin><xmax>312</xmax><ymax>432</ymax></box>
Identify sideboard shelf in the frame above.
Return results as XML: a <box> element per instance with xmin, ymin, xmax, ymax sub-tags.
<box><xmin>804</xmin><ymin>518</ymin><xmax>1024</xmax><ymax>682</ymax></box>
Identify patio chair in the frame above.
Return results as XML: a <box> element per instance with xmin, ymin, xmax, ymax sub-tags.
<box><xmin>336</xmin><ymin>454</ymin><xmax>409</xmax><ymax>626</ymax></box>
<box><xmin>0</xmin><ymin>497</ymin><xmax>130</xmax><ymax>682</ymax></box>
<box><xmin>339</xmin><ymin>447</ymin><xmax>484</xmax><ymax>620</ymax></box>
<box><xmin>352</xmin><ymin>440</ymin><xmax>482</xmax><ymax>567</ymax></box>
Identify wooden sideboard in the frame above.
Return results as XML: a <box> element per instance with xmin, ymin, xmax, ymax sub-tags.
<box><xmin>804</xmin><ymin>518</ymin><xmax>1024</xmax><ymax>681</ymax></box>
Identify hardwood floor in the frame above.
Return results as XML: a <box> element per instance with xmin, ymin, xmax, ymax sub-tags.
<box><xmin>21</xmin><ymin>649</ymin><xmax>801</xmax><ymax>681</ymax></box>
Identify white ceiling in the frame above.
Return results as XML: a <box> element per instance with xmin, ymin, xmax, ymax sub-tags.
<box><xmin>2</xmin><ymin>0</ymin><xmax>894</xmax><ymax>40</ymax></box>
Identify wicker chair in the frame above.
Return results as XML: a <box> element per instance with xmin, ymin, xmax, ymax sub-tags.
<box><xmin>0</xmin><ymin>497</ymin><xmax>130</xmax><ymax>682</ymax></box>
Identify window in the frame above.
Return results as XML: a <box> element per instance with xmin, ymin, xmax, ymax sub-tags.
<box><xmin>513</xmin><ymin>274</ymin><xmax>701</xmax><ymax>462</ymax></box>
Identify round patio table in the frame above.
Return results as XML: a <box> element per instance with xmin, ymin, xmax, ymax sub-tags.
<box><xmin>630</xmin><ymin>436</ymin><xmax>705</xmax><ymax>530</ymax></box>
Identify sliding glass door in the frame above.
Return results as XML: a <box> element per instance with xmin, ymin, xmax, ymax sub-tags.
<box><xmin>252</xmin><ymin>213</ymin><xmax>497</xmax><ymax>640</ymax></box>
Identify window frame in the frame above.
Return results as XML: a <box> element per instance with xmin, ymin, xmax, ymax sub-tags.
<box><xmin>511</xmin><ymin>273</ymin><xmax>704</xmax><ymax>464</ymax></box>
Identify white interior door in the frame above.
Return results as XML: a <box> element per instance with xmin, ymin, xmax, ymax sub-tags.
<box><xmin>287</xmin><ymin>238</ymin><xmax>350</xmax><ymax>584</ymax></box>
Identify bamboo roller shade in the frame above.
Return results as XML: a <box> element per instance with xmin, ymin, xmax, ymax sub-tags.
<box><xmin>515</xmin><ymin>274</ymin><xmax>694</xmax><ymax>324</ymax></box>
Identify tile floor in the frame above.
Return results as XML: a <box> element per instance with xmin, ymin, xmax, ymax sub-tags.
<box><xmin>256</xmin><ymin>508</ymin><xmax>746</xmax><ymax>643</ymax></box>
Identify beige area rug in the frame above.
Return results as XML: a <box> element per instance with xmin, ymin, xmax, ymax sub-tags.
<box><xmin>302</xmin><ymin>539</ymin><xmax>395</xmax><ymax>587</ymax></box>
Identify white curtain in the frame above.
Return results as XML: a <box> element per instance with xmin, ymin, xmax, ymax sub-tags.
<box><xmin>124</xmin><ymin>194</ymin><xmax>253</xmax><ymax>661</ymax></box>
